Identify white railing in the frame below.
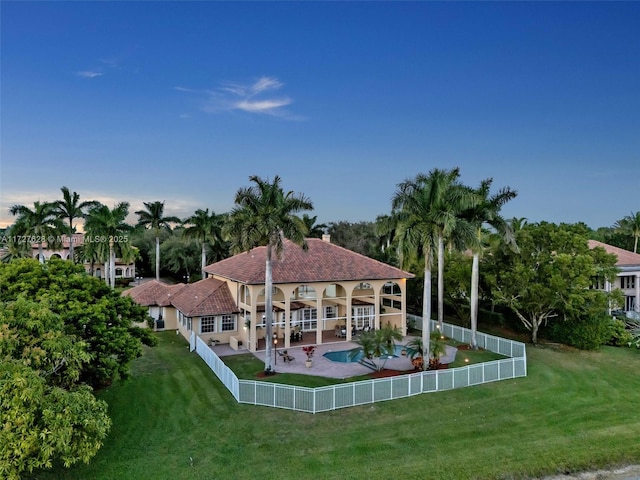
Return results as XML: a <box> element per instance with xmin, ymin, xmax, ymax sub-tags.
<box><xmin>195</xmin><ymin>336</ymin><xmax>239</xmax><ymax>401</ymax></box>
<box><xmin>194</xmin><ymin>318</ymin><xmax>527</xmax><ymax>414</ymax></box>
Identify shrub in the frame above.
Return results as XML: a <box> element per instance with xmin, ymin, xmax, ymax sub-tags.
<box><xmin>549</xmin><ymin>314</ymin><xmax>612</xmax><ymax>350</ymax></box>
<box><xmin>607</xmin><ymin>319</ymin><xmax>634</xmax><ymax>347</ymax></box>
<box><xmin>625</xmin><ymin>318</ymin><xmax>640</xmax><ymax>348</ymax></box>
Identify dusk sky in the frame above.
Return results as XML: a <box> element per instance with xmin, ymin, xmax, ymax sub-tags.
<box><xmin>1</xmin><ymin>1</ymin><xmax>638</xmax><ymax>230</ymax></box>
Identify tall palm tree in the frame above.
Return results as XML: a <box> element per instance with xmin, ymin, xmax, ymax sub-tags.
<box><xmin>135</xmin><ymin>201</ymin><xmax>180</xmax><ymax>281</ymax></box>
<box><xmin>54</xmin><ymin>186</ymin><xmax>99</xmax><ymax>262</ymax></box>
<box><xmin>223</xmin><ymin>175</ymin><xmax>313</xmax><ymax>374</ymax></box>
<box><xmin>183</xmin><ymin>208</ymin><xmax>226</xmax><ymax>278</ymax></box>
<box><xmin>614</xmin><ymin>211</ymin><xmax>640</xmax><ymax>253</ymax></box>
<box><xmin>301</xmin><ymin>214</ymin><xmax>327</xmax><ymax>238</ymax></box>
<box><xmin>462</xmin><ymin>179</ymin><xmax>518</xmax><ymax>349</ymax></box>
<box><xmin>84</xmin><ymin>202</ymin><xmax>131</xmax><ymax>288</ymax></box>
<box><xmin>0</xmin><ymin>225</ymin><xmax>32</xmax><ymax>263</ymax></box>
<box><xmin>391</xmin><ymin>168</ymin><xmax>474</xmax><ymax>364</ymax></box>
<box><xmin>9</xmin><ymin>201</ymin><xmax>63</xmax><ymax>262</ymax></box>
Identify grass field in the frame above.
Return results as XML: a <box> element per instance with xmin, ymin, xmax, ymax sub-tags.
<box><xmin>36</xmin><ymin>331</ymin><xmax>640</xmax><ymax>480</ymax></box>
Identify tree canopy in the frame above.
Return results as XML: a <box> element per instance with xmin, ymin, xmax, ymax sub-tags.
<box><xmin>0</xmin><ymin>258</ymin><xmax>156</xmax><ymax>387</ymax></box>
<box><xmin>0</xmin><ymin>258</ymin><xmax>157</xmax><ymax>477</ymax></box>
<box><xmin>485</xmin><ymin>222</ymin><xmax>619</xmax><ymax>344</ymax></box>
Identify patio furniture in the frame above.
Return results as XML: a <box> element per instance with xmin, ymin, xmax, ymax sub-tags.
<box><xmin>278</xmin><ymin>350</ymin><xmax>295</xmax><ymax>363</ymax></box>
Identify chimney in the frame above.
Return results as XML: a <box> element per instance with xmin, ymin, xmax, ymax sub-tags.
<box><xmin>322</xmin><ymin>234</ymin><xmax>331</xmax><ymax>243</ymax></box>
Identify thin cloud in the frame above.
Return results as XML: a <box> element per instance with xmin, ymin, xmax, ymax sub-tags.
<box><xmin>179</xmin><ymin>76</ymin><xmax>304</xmax><ymax>120</ymax></box>
<box><xmin>77</xmin><ymin>71</ymin><xmax>103</xmax><ymax>78</ymax></box>
<box><xmin>76</xmin><ymin>55</ymin><xmax>122</xmax><ymax>79</ymax></box>
<box><xmin>235</xmin><ymin>98</ymin><xmax>292</xmax><ymax>115</ymax></box>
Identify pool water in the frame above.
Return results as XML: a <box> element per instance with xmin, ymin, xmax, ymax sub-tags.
<box><xmin>323</xmin><ymin>344</ymin><xmax>405</xmax><ymax>363</ymax></box>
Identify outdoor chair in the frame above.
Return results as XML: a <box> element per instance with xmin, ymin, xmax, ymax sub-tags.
<box><xmin>278</xmin><ymin>350</ymin><xmax>295</xmax><ymax>363</ymax></box>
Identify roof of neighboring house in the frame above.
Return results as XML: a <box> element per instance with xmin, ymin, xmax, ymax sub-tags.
<box><xmin>121</xmin><ymin>280</ymin><xmax>187</xmax><ymax>307</ymax></box>
<box><xmin>170</xmin><ymin>277</ymin><xmax>239</xmax><ymax>317</ymax></box>
<box><xmin>203</xmin><ymin>238</ymin><xmax>414</xmax><ymax>285</ymax></box>
<box><xmin>588</xmin><ymin>240</ymin><xmax>640</xmax><ymax>267</ymax></box>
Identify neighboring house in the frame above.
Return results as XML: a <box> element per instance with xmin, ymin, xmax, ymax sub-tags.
<box><xmin>124</xmin><ymin>235</ymin><xmax>414</xmax><ymax>352</ymax></box>
<box><xmin>589</xmin><ymin>240</ymin><xmax>640</xmax><ymax>318</ymax></box>
<box><xmin>33</xmin><ymin>234</ymin><xmax>136</xmax><ymax>282</ymax></box>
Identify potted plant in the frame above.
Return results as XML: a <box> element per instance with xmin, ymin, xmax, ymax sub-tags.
<box><xmin>302</xmin><ymin>345</ymin><xmax>315</xmax><ymax>368</ymax></box>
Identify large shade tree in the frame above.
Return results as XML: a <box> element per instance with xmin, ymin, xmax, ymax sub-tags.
<box><xmin>84</xmin><ymin>202</ymin><xmax>132</xmax><ymax>288</ymax></box>
<box><xmin>486</xmin><ymin>222</ymin><xmax>619</xmax><ymax>343</ymax></box>
<box><xmin>0</xmin><ymin>258</ymin><xmax>155</xmax><ymax>478</ymax></box>
<box><xmin>135</xmin><ymin>201</ymin><xmax>180</xmax><ymax>281</ymax></box>
<box><xmin>462</xmin><ymin>178</ymin><xmax>518</xmax><ymax>349</ymax></box>
<box><xmin>9</xmin><ymin>201</ymin><xmax>63</xmax><ymax>262</ymax></box>
<box><xmin>183</xmin><ymin>208</ymin><xmax>227</xmax><ymax>278</ymax></box>
<box><xmin>223</xmin><ymin>175</ymin><xmax>313</xmax><ymax>374</ymax></box>
<box><xmin>54</xmin><ymin>187</ymin><xmax>99</xmax><ymax>262</ymax></box>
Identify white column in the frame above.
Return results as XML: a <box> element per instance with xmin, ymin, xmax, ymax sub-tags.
<box><xmin>374</xmin><ymin>287</ymin><xmax>381</xmax><ymax>330</ymax></box>
<box><xmin>284</xmin><ymin>296</ymin><xmax>291</xmax><ymax>348</ymax></box>
<box><xmin>346</xmin><ymin>288</ymin><xmax>353</xmax><ymax>337</ymax></box>
<box><xmin>315</xmin><ymin>296</ymin><xmax>323</xmax><ymax>345</ymax></box>
<box><xmin>605</xmin><ymin>280</ymin><xmax>612</xmax><ymax>314</ymax></box>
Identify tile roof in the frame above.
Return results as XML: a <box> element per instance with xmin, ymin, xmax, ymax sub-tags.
<box><xmin>204</xmin><ymin>238</ymin><xmax>414</xmax><ymax>285</ymax></box>
<box><xmin>588</xmin><ymin>240</ymin><xmax>640</xmax><ymax>267</ymax></box>
<box><xmin>170</xmin><ymin>277</ymin><xmax>239</xmax><ymax>317</ymax></box>
<box><xmin>121</xmin><ymin>280</ymin><xmax>186</xmax><ymax>307</ymax></box>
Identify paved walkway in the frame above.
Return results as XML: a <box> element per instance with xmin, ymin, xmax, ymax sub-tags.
<box><xmin>539</xmin><ymin>465</ymin><xmax>640</xmax><ymax>480</ymax></box>
<box><xmin>212</xmin><ymin>338</ymin><xmax>458</xmax><ymax>379</ymax></box>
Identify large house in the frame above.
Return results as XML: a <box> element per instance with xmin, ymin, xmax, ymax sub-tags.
<box><xmin>589</xmin><ymin>240</ymin><xmax>640</xmax><ymax>318</ymax></box>
<box><xmin>124</xmin><ymin>235</ymin><xmax>414</xmax><ymax>352</ymax></box>
<box><xmin>31</xmin><ymin>234</ymin><xmax>136</xmax><ymax>281</ymax></box>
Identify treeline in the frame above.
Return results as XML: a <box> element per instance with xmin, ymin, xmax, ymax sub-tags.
<box><xmin>2</xmin><ymin>182</ymin><xmax>639</xmax><ymax>349</ymax></box>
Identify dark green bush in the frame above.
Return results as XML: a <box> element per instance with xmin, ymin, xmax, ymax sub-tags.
<box><xmin>608</xmin><ymin>318</ymin><xmax>634</xmax><ymax>347</ymax></box>
<box><xmin>549</xmin><ymin>314</ymin><xmax>613</xmax><ymax>350</ymax></box>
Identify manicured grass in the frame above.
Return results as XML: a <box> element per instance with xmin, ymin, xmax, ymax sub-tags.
<box><xmin>36</xmin><ymin>332</ymin><xmax>640</xmax><ymax>480</ymax></box>
<box><xmin>223</xmin><ymin>353</ymin><xmax>372</xmax><ymax>387</ymax></box>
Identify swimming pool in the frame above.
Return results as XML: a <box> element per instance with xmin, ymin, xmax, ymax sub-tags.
<box><xmin>323</xmin><ymin>344</ymin><xmax>405</xmax><ymax>363</ymax></box>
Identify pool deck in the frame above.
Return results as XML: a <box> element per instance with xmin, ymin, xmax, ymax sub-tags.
<box><xmin>211</xmin><ymin>337</ymin><xmax>458</xmax><ymax>379</ymax></box>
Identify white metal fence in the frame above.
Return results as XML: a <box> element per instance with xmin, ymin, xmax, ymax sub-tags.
<box><xmin>194</xmin><ymin>318</ymin><xmax>527</xmax><ymax>413</ymax></box>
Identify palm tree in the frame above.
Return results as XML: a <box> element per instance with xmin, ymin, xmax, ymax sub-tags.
<box><xmin>301</xmin><ymin>214</ymin><xmax>327</xmax><ymax>238</ymax></box>
<box><xmin>135</xmin><ymin>201</ymin><xmax>180</xmax><ymax>281</ymax></box>
<box><xmin>379</xmin><ymin>321</ymin><xmax>403</xmax><ymax>352</ymax></box>
<box><xmin>614</xmin><ymin>211</ymin><xmax>640</xmax><ymax>253</ymax></box>
<box><xmin>0</xmin><ymin>225</ymin><xmax>32</xmax><ymax>263</ymax></box>
<box><xmin>391</xmin><ymin>168</ymin><xmax>474</xmax><ymax>364</ymax></box>
<box><xmin>183</xmin><ymin>208</ymin><xmax>226</xmax><ymax>278</ymax></box>
<box><xmin>54</xmin><ymin>186</ymin><xmax>99</xmax><ymax>262</ymax></box>
<box><xmin>84</xmin><ymin>202</ymin><xmax>132</xmax><ymax>288</ymax></box>
<box><xmin>223</xmin><ymin>175</ymin><xmax>313</xmax><ymax>374</ymax></box>
<box><xmin>348</xmin><ymin>325</ymin><xmax>401</xmax><ymax>372</ymax></box>
<box><xmin>9</xmin><ymin>201</ymin><xmax>63</xmax><ymax>262</ymax></box>
<box><xmin>462</xmin><ymin>179</ymin><xmax>518</xmax><ymax>349</ymax></box>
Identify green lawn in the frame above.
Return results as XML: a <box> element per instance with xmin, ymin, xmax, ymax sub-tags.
<box><xmin>36</xmin><ymin>332</ymin><xmax>640</xmax><ymax>480</ymax></box>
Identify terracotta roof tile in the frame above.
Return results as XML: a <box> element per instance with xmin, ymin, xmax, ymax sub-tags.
<box><xmin>121</xmin><ymin>280</ymin><xmax>183</xmax><ymax>306</ymax></box>
<box><xmin>588</xmin><ymin>240</ymin><xmax>640</xmax><ymax>267</ymax></box>
<box><xmin>170</xmin><ymin>277</ymin><xmax>239</xmax><ymax>317</ymax></box>
<box><xmin>204</xmin><ymin>238</ymin><xmax>414</xmax><ymax>285</ymax></box>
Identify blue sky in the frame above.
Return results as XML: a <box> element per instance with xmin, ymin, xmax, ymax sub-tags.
<box><xmin>1</xmin><ymin>1</ymin><xmax>639</xmax><ymax>230</ymax></box>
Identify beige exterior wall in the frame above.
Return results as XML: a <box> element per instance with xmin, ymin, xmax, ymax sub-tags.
<box><xmin>162</xmin><ymin>306</ymin><xmax>178</xmax><ymax>330</ymax></box>
<box><xmin>172</xmin><ymin>311</ymin><xmax>241</xmax><ymax>345</ymax></box>
<box><xmin>207</xmin><ymin>274</ymin><xmax>408</xmax><ymax>352</ymax></box>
